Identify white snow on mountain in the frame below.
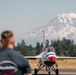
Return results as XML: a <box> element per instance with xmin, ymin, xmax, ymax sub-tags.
<box><xmin>17</xmin><ymin>13</ymin><xmax>76</xmax><ymax>45</ymax></box>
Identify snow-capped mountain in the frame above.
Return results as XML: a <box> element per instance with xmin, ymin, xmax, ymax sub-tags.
<box><xmin>17</xmin><ymin>13</ymin><xmax>76</xmax><ymax>45</ymax></box>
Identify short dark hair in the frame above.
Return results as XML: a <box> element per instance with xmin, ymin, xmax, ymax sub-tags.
<box><xmin>1</xmin><ymin>30</ymin><xmax>14</xmax><ymax>39</ymax></box>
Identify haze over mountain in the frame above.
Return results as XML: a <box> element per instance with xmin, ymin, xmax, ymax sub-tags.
<box><xmin>17</xmin><ymin>13</ymin><xmax>76</xmax><ymax>45</ymax></box>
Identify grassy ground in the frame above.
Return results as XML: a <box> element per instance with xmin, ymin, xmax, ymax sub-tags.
<box><xmin>56</xmin><ymin>59</ymin><xmax>76</xmax><ymax>67</ymax></box>
<box><xmin>29</xmin><ymin>59</ymin><xmax>76</xmax><ymax>67</ymax></box>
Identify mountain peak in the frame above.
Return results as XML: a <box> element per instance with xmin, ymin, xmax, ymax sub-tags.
<box><xmin>68</xmin><ymin>13</ymin><xmax>76</xmax><ymax>18</ymax></box>
<box><xmin>17</xmin><ymin>13</ymin><xmax>76</xmax><ymax>45</ymax></box>
<box><xmin>58</xmin><ymin>13</ymin><xmax>76</xmax><ymax>18</ymax></box>
<box><xmin>56</xmin><ymin>13</ymin><xmax>76</xmax><ymax>24</ymax></box>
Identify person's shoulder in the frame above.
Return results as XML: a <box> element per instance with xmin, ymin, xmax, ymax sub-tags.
<box><xmin>8</xmin><ymin>48</ymin><xmax>22</xmax><ymax>56</ymax></box>
<box><xmin>0</xmin><ymin>48</ymin><xmax>2</xmax><ymax>51</ymax></box>
<box><xmin>9</xmin><ymin>48</ymin><xmax>27</xmax><ymax>60</ymax></box>
<box><xmin>9</xmin><ymin>48</ymin><xmax>28</xmax><ymax>61</ymax></box>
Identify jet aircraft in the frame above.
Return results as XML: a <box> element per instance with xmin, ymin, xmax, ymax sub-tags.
<box><xmin>25</xmin><ymin>30</ymin><xmax>76</xmax><ymax>75</ymax></box>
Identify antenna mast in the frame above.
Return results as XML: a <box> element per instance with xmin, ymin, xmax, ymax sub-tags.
<box><xmin>42</xmin><ymin>30</ymin><xmax>45</xmax><ymax>48</ymax></box>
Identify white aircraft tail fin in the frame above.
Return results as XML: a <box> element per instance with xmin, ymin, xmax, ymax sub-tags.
<box><xmin>35</xmin><ymin>52</ymin><xmax>45</xmax><ymax>58</ymax></box>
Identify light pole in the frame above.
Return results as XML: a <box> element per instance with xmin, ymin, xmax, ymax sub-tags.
<box><xmin>42</xmin><ymin>30</ymin><xmax>46</xmax><ymax>51</ymax></box>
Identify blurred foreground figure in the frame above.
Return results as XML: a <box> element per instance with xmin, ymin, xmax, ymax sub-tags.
<box><xmin>0</xmin><ymin>30</ymin><xmax>32</xmax><ymax>75</ymax></box>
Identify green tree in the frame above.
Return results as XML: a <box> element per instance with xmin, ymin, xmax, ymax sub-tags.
<box><xmin>29</xmin><ymin>45</ymin><xmax>32</xmax><ymax>50</ymax></box>
<box><xmin>56</xmin><ymin>39</ymin><xmax>63</xmax><ymax>56</ymax></box>
<box><xmin>41</xmin><ymin>43</ymin><xmax>43</xmax><ymax>50</ymax></box>
<box><xmin>46</xmin><ymin>39</ymin><xmax>49</xmax><ymax>48</ymax></box>
<box><xmin>51</xmin><ymin>39</ymin><xmax>63</xmax><ymax>56</ymax></box>
<box><xmin>69</xmin><ymin>44</ymin><xmax>76</xmax><ymax>56</ymax></box>
<box><xmin>15</xmin><ymin>40</ymin><xmax>27</xmax><ymax>55</ymax></box>
<box><xmin>36</xmin><ymin>42</ymin><xmax>41</xmax><ymax>55</ymax></box>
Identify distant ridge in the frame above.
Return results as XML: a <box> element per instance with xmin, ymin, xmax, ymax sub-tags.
<box><xmin>17</xmin><ymin>13</ymin><xmax>76</xmax><ymax>45</ymax></box>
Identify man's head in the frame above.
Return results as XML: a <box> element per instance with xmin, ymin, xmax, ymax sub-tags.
<box><xmin>0</xmin><ymin>30</ymin><xmax>15</xmax><ymax>48</ymax></box>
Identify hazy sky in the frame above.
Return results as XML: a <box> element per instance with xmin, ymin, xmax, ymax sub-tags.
<box><xmin>0</xmin><ymin>0</ymin><xmax>76</xmax><ymax>37</ymax></box>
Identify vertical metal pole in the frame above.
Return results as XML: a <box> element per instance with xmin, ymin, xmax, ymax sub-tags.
<box><xmin>42</xmin><ymin>30</ymin><xmax>45</xmax><ymax>48</ymax></box>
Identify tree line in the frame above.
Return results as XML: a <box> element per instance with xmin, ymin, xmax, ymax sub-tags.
<box><xmin>14</xmin><ymin>40</ymin><xmax>43</xmax><ymax>56</ymax></box>
<box><xmin>51</xmin><ymin>38</ymin><xmax>76</xmax><ymax>56</ymax></box>
<box><xmin>0</xmin><ymin>38</ymin><xmax>76</xmax><ymax>56</ymax></box>
<box><xmin>14</xmin><ymin>38</ymin><xmax>76</xmax><ymax>56</ymax></box>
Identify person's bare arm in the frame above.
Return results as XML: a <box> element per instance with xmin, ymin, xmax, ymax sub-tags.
<box><xmin>24</xmin><ymin>73</ymin><xmax>32</xmax><ymax>75</ymax></box>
